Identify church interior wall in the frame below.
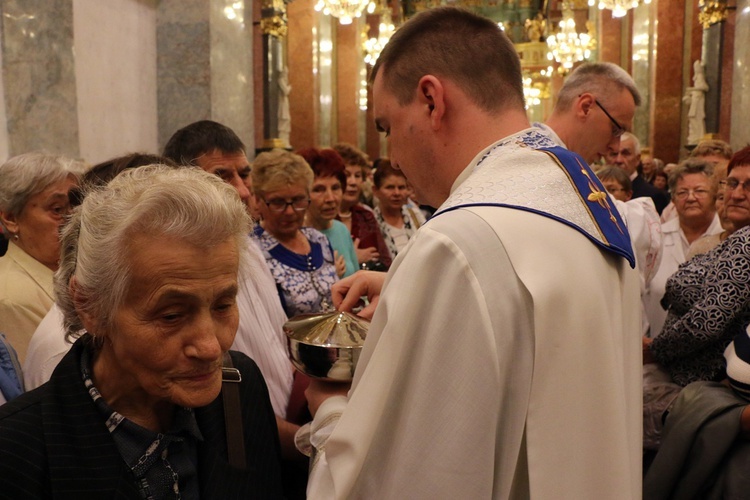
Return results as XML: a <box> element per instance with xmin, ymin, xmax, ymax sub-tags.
<box><xmin>0</xmin><ymin>0</ymin><xmax>746</xmax><ymax>165</ymax></box>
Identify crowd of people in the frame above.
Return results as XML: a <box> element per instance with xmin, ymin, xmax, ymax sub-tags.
<box><xmin>0</xmin><ymin>5</ymin><xmax>749</xmax><ymax>498</ymax></box>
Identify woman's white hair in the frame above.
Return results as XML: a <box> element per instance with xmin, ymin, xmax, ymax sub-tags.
<box><xmin>0</xmin><ymin>152</ymin><xmax>82</xmax><ymax>230</ymax></box>
<box><xmin>56</xmin><ymin>165</ymin><xmax>251</xmax><ymax>339</ymax></box>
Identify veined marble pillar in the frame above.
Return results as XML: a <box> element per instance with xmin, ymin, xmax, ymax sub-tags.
<box><xmin>260</xmin><ymin>0</ymin><xmax>289</xmax><ymax>150</ymax></box>
<box><xmin>287</xmin><ymin>0</ymin><xmax>318</xmax><ymax>150</ymax></box>
<box><xmin>698</xmin><ymin>0</ymin><xmax>730</xmax><ymax>136</ymax></box>
<box><xmin>0</xmin><ymin>0</ymin><xmax>79</xmax><ymax>158</ymax></box>
<box><xmin>651</xmin><ymin>0</ymin><xmax>690</xmax><ymax>163</ymax></box>
<box><xmin>336</xmin><ymin>18</ymin><xmax>363</xmax><ymax>147</ymax></box>
<box><xmin>157</xmin><ymin>0</ymin><xmax>254</xmax><ymax>152</ymax></box>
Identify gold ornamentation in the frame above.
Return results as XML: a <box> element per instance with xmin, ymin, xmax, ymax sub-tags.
<box><xmin>588</xmin><ymin>191</ymin><xmax>608</xmax><ymax>202</ymax></box>
<box><xmin>262</xmin><ymin>138</ymin><xmax>289</xmax><ymax>149</ymax></box>
<box><xmin>698</xmin><ymin>0</ymin><xmax>728</xmax><ymax>28</ymax></box>
<box><xmin>524</xmin><ymin>12</ymin><xmax>546</xmax><ymax>43</ymax></box>
<box><xmin>589</xmin><ymin>0</ymin><xmax>651</xmax><ymax>18</ymax></box>
<box><xmin>261</xmin><ymin>15</ymin><xmax>288</xmax><ymax>37</ymax></box>
<box><xmin>579</xmin><ymin>162</ymin><xmax>624</xmax><ymax>234</ymax></box>
<box><xmin>547</xmin><ymin>5</ymin><xmax>593</xmax><ymax>75</ymax></box>
<box><xmin>314</xmin><ymin>0</ymin><xmax>377</xmax><ymax>25</ymax></box>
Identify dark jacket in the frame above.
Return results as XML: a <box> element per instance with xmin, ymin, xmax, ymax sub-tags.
<box><xmin>632</xmin><ymin>174</ymin><xmax>670</xmax><ymax>214</ymax></box>
<box><xmin>0</xmin><ymin>339</ymin><xmax>284</xmax><ymax>499</ymax></box>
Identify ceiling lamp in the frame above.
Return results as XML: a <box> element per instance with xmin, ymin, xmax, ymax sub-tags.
<box><xmin>314</xmin><ymin>0</ymin><xmax>377</xmax><ymax>25</ymax></box>
<box><xmin>363</xmin><ymin>6</ymin><xmax>395</xmax><ymax>66</ymax></box>
<box><xmin>589</xmin><ymin>0</ymin><xmax>651</xmax><ymax>18</ymax></box>
<box><xmin>546</xmin><ymin>6</ymin><xmax>592</xmax><ymax>74</ymax></box>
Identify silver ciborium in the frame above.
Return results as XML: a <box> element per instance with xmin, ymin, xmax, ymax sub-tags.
<box><xmin>284</xmin><ymin>311</ymin><xmax>369</xmax><ymax>382</ymax></box>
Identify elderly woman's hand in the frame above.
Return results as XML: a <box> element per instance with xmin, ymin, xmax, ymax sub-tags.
<box><xmin>334</xmin><ymin>250</ymin><xmax>346</xmax><ymax>278</ymax></box>
<box><xmin>353</xmin><ymin>238</ymin><xmax>380</xmax><ymax>264</ymax></box>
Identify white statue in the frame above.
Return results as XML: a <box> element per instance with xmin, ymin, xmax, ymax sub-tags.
<box><xmin>683</xmin><ymin>60</ymin><xmax>708</xmax><ymax>145</ymax></box>
<box><xmin>277</xmin><ymin>66</ymin><xmax>292</xmax><ymax>148</ymax></box>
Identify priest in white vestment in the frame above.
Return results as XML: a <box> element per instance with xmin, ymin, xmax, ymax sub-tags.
<box><xmin>300</xmin><ymin>8</ymin><xmax>643</xmax><ymax>499</ymax></box>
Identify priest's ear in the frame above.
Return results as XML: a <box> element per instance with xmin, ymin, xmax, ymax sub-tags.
<box><xmin>577</xmin><ymin>93</ymin><xmax>596</xmax><ymax>120</ymax></box>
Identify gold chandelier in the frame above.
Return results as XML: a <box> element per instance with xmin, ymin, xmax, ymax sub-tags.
<box><xmin>589</xmin><ymin>0</ymin><xmax>651</xmax><ymax>18</ymax></box>
<box><xmin>314</xmin><ymin>0</ymin><xmax>377</xmax><ymax>24</ymax></box>
<box><xmin>546</xmin><ymin>6</ymin><xmax>592</xmax><ymax>74</ymax></box>
<box><xmin>363</xmin><ymin>6</ymin><xmax>395</xmax><ymax>66</ymax></box>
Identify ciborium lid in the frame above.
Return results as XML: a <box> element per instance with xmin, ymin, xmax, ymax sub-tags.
<box><xmin>283</xmin><ymin>310</ymin><xmax>369</xmax><ymax>347</ymax></box>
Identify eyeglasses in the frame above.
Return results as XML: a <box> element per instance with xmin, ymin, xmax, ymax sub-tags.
<box><xmin>720</xmin><ymin>178</ymin><xmax>750</xmax><ymax>193</ymax></box>
<box><xmin>262</xmin><ymin>196</ymin><xmax>310</xmax><ymax>213</ymax></box>
<box><xmin>595</xmin><ymin>99</ymin><xmax>626</xmax><ymax>138</ymax></box>
<box><xmin>674</xmin><ymin>188</ymin><xmax>711</xmax><ymax>200</ymax></box>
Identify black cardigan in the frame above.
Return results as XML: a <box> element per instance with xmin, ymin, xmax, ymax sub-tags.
<box><xmin>0</xmin><ymin>339</ymin><xmax>284</xmax><ymax>499</ymax></box>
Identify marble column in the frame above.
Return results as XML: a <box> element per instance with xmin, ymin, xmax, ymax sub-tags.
<box><xmin>287</xmin><ymin>0</ymin><xmax>318</xmax><ymax>149</ymax></box>
<box><xmin>631</xmin><ymin>1</ymin><xmax>654</xmax><ymax>146</ymax></box>
<box><xmin>730</xmin><ymin>0</ymin><xmax>750</xmax><ymax>149</ymax></box>
<box><xmin>650</xmin><ymin>0</ymin><xmax>689</xmax><ymax>163</ymax></box>
<box><xmin>73</xmin><ymin>0</ymin><xmax>158</xmax><ymax>164</ymax></box>
<box><xmin>336</xmin><ymin>18</ymin><xmax>362</xmax><ymax>147</ymax></box>
<box><xmin>698</xmin><ymin>0</ymin><xmax>731</xmax><ymax>136</ymax></box>
<box><xmin>260</xmin><ymin>0</ymin><xmax>288</xmax><ymax>150</ymax></box>
<box><xmin>0</xmin><ymin>0</ymin><xmax>79</xmax><ymax>158</ymax></box>
<box><xmin>157</xmin><ymin>0</ymin><xmax>254</xmax><ymax>152</ymax></box>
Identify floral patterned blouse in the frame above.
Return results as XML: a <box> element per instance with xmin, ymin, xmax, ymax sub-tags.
<box><xmin>252</xmin><ymin>226</ymin><xmax>338</xmax><ymax>318</ymax></box>
<box><xmin>374</xmin><ymin>205</ymin><xmax>426</xmax><ymax>259</ymax></box>
<box><xmin>650</xmin><ymin>225</ymin><xmax>750</xmax><ymax>386</ymax></box>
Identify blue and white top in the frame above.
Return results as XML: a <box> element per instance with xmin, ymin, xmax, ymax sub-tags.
<box><xmin>253</xmin><ymin>226</ymin><xmax>338</xmax><ymax>317</ymax></box>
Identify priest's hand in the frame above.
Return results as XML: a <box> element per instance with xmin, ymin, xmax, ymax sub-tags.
<box><xmin>332</xmin><ymin>270</ymin><xmax>386</xmax><ymax>320</ymax></box>
<box><xmin>305</xmin><ymin>378</ymin><xmax>351</xmax><ymax>417</ymax></box>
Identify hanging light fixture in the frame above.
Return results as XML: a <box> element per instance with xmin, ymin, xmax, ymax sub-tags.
<box><xmin>314</xmin><ymin>0</ymin><xmax>377</xmax><ymax>25</ymax></box>
<box><xmin>363</xmin><ymin>5</ymin><xmax>395</xmax><ymax>66</ymax></box>
<box><xmin>546</xmin><ymin>5</ymin><xmax>592</xmax><ymax>74</ymax></box>
<box><xmin>589</xmin><ymin>0</ymin><xmax>651</xmax><ymax>18</ymax></box>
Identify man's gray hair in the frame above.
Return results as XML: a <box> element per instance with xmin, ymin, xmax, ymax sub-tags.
<box><xmin>56</xmin><ymin>165</ymin><xmax>251</xmax><ymax>339</ymax></box>
<box><xmin>620</xmin><ymin>131</ymin><xmax>641</xmax><ymax>156</ymax></box>
<box><xmin>0</xmin><ymin>153</ymin><xmax>82</xmax><ymax>229</ymax></box>
<box><xmin>555</xmin><ymin>62</ymin><xmax>642</xmax><ymax>111</ymax></box>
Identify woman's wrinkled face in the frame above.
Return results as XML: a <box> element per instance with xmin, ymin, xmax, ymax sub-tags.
<box><xmin>2</xmin><ymin>175</ymin><xmax>77</xmax><ymax>270</ymax></box>
<box><xmin>258</xmin><ymin>184</ymin><xmax>309</xmax><ymax>240</ymax></box>
<box><xmin>714</xmin><ymin>189</ymin><xmax>734</xmax><ymax>232</ymax></box>
<box><xmin>673</xmin><ymin>173</ymin><xmax>715</xmax><ymax>224</ymax></box>
<box><xmin>342</xmin><ymin>165</ymin><xmax>364</xmax><ymax>206</ymax></box>
<box><xmin>96</xmin><ymin>236</ymin><xmax>240</xmax><ymax>409</ymax></box>
<box><xmin>725</xmin><ymin>165</ymin><xmax>750</xmax><ymax>230</ymax></box>
<box><xmin>308</xmin><ymin>175</ymin><xmax>343</xmax><ymax>229</ymax></box>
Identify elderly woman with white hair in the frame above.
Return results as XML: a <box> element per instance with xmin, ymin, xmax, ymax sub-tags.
<box><xmin>0</xmin><ymin>153</ymin><xmax>79</xmax><ymax>362</ymax></box>
<box><xmin>0</xmin><ymin>166</ymin><xmax>283</xmax><ymax>498</ymax></box>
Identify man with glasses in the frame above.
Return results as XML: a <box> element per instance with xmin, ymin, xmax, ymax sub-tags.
<box><xmin>541</xmin><ymin>63</ymin><xmax>663</xmax><ymax>339</ymax></box>
<box><xmin>542</xmin><ymin>62</ymin><xmax>638</xmax><ymax>165</ymax></box>
<box><xmin>609</xmin><ymin>132</ymin><xmax>670</xmax><ymax>214</ymax></box>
